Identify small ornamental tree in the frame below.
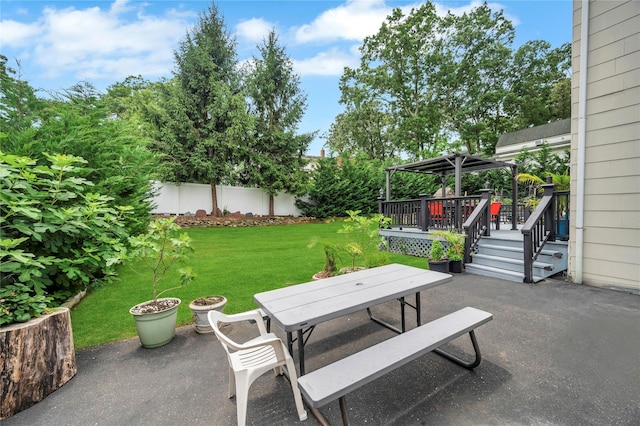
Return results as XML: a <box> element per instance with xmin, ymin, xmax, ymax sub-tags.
<box><xmin>0</xmin><ymin>152</ymin><xmax>132</xmax><ymax>325</ymax></box>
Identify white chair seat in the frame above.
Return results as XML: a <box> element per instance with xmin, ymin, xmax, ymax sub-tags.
<box><xmin>208</xmin><ymin>309</ymin><xmax>307</xmax><ymax>425</ymax></box>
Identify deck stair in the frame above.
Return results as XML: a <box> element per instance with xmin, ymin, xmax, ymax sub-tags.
<box><xmin>465</xmin><ymin>235</ymin><xmax>568</xmax><ymax>283</ymax></box>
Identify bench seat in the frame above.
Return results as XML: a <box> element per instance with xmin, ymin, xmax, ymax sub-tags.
<box><xmin>297</xmin><ymin>307</ymin><xmax>493</xmax><ymax>411</ymax></box>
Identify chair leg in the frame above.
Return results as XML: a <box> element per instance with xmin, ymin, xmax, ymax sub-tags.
<box><xmin>234</xmin><ymin>372</ymin><xmax>251</xmax><ymax>426</ymax></box>
<box><xmin>285</xmin><ymin>357</ymin><xmax>308</xmax><ymax>421</ymax></box>
<box><xmin>228</xmin><ymin>367</ymin><xmax>236</xmax><ymax>398</ymax></box>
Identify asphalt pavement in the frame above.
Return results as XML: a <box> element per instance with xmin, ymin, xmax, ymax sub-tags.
<box><xmin>4</xmin><ymin>273</ymin><xmax>639</xmax><ymax>425</ymax></box>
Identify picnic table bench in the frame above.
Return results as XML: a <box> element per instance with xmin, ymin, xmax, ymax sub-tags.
<box><xmin>297</xmin><ymin>307</ymin><xmax>493</xmax><ymax>425</ymax></box>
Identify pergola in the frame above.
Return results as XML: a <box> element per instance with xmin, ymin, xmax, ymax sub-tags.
<box><xmin>384</xmin><ymin>152</ymin><xmax>519</xmax><ymax>230</ymax></box>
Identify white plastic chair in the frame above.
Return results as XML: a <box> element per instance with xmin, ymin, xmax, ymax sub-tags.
<box><xmin>207</xmin><ymin>309</ymin><xmax>307</xmax><ymax>425</ymax></box>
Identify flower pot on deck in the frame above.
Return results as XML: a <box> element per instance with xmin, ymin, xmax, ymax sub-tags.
<box><xmin>428</xmin><ymin>260</ymin><xmax>449</xmax><ymax>273</ymax></box>
<box><xmin>449</xmin><ymin>259</ymin><xmax>463</xmax><ymax>273</ymax></box>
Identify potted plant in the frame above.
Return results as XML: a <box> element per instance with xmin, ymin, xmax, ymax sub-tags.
<box><xmin>433</xmin><ymin>230</ymin><xmax>466</xmax><ymax>273</ymax></box>
<box><xmin>128</xmin><ymin>217</ymin><xmax>195</xmax><ymax>348</ymax></box>
<box><xmin>337</xmin><ymin>210</ymin><xmax>391</xmax><ymax>274</ymax></box>
<box><xmin>310</xmin><ymin>242</ymin><xmax>340</xmax><ymax>280</ymax></box>
<box><xmin>428</xmin><ymin>239</ymin><xmax>449</xmax><ymax>273</ymax></box>
<box><xmin>188</xmin><ymin>295</ymin><xmax>227</xmax><ymax>333</ymax></box>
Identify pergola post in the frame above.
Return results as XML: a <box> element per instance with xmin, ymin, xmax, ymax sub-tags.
<box><xmin>511</xmin><ymin>165</ymin><xmax>518</xmax><ymax>230</ymax></box>
<box><xmin>455</xmin><ymin>155</ymin><xmax>462</xmax><ymax>197</ymax></box>
<box><xmin>385</xmin><ymin>169</ymin><xmax>391</xmax><ymax>201</ymax></box>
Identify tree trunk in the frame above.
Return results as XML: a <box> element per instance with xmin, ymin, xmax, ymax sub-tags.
<box><xmin>269</xmin><ymin>194</ymin><xmax>275</xmax><ymax>216</ymax></box>
<box><xmin>1</xmin><ymin>308</ymin><xmax>77</xmax><ymax>420</ymax></box>
<box><xmin>210</xmin><ymin>179</ymin><xmax>219</xmax><ymax>216</ymax></box>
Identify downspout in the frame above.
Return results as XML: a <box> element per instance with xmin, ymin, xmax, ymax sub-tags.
<box><xmin>575</xmin><ymin>0</ymin><xmax>589</xmax><ymax>283</ymax></box>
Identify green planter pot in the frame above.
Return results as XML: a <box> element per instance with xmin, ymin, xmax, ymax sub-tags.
<box><xmin>130</xmin><ymin>298</ymin><xmax>181</xmax><ymax>348</ymax></box>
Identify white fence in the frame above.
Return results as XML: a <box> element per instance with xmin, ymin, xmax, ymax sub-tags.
<box><xmin>151</xmin><ymin>181</ymin><xmax>303</xmax><ymax>217</ymax></box>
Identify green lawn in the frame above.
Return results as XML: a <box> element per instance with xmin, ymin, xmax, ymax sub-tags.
<box><xmin>71</xmin><ymin>221</ymin><xmax>428</xmax><ymax>349</ymax></box>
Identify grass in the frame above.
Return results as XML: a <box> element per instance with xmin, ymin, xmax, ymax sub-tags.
<box><xmin>70</xmin><ymin>221</ymin><xmax>428</xmax><ymax>349</ymax></box>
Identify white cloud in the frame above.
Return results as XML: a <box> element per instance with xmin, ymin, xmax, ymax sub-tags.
<box><xmin>293</xmin><ymin>47</ymin><xmax>360</xmax><ymax>77</ymax></box>
<box><xmin>0</xmin><ymin>20</ymin><xmax>43</xmax><ymax>47</ymax></box>
<box><xmin>293</xmin><ymin>0</ymin><xmax>395</xmax><ymax>44</ymax></box>
<box><xmin>28</xmin><ymin>3</ymin><xmax>190</xmax><ymax>81</ymax></box>
<box><xmin>236</xmin><ymin>18</ymin><xmax>273</xmax><ymax>44</ymax></box>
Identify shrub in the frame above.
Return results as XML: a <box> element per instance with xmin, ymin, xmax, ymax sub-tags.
<box><xmin>0</xmin><ymin>152</ymin><xmax>133</xmax><ymax>323</ymax></box>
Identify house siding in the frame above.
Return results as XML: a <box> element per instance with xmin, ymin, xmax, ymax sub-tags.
<box><xmin>570</xmin><ymin>1</ymin><xmax>640</xmax><ymax>292</ymax></box>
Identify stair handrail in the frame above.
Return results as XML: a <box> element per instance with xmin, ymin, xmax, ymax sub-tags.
<box><xmin>521</xmin><ymin>183</ymin><xmax>556</xmax><ymax>283</ymax></box>
<box><xmin>462</xmin><ymin>189</ymin><xmax>492</xmax><ymax>263</ymax></box>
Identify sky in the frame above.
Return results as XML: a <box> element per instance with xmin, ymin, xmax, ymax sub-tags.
<box><xmin>0</xmin><ymin>0</ymin><xmax>573</xmax><ymax>156</ymax></box>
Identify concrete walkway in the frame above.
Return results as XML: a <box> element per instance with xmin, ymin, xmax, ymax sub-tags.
<box><xmin>4</xmin><ymin>274</ymin><xmax>639</xmax><ymax>425</ymax></box>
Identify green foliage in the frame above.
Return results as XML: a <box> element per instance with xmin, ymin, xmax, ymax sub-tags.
<box><xmin>338</xmin><ymin>210</ymin><xmax>391</xmax><ymax>270</ymax></box>
<box><xmin>0</xmin><ymin>283</ymin><xmax>53</xmax><ymax>325</ymax></box>
<box><xmin>0</xmin><ymin>152</ymin><xmax>133</xmax><ymax>324</ymax></box>
<box><xmin>296</xmin><ymin>156</ymin><xmax>385</xmax><ymax>218</ymax></box>
<box><xmin>432</xmin><ymin>230</ymin><xmax>466</xmax><ymax>261</ymax></box>
<box><xmin>128</xmin><ymin>217</ymin><xmax>195</xmax><ymax>302</ymax></box>
<box><xmin>429</xmin><ymin>240</ymin><xmax>446</xmax><ymax>262</ymax></box>
<box><xmin>159</xmin><ymin>3</ymin><xmax>253</xmax><ymax>215</ymax></box>
<box><xmin>241</xmin><ymin>30</ymin><xmax>314</xmax><ymax>214</ymax></box>
<box><xmin>335</xmin><ymin>3</ymin><xmax>571</xmax><ymax>159</ymax></box>
<box><xmin>1</xmin><ymin>65</ymin><xmax>159</xmax><ymax>236</ymax></box>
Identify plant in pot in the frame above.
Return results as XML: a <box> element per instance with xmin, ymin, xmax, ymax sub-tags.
<box><xmin>432</xmin><ymin>230</ymin><xmax>466</xmax><ymax>273</ymax></box>
<box><xmin>310</xmin><ymin>242</ymin><xmax>340</xmax><ymax>280</ymax></box>
<box><xmin>337</xmin><ymin>210</ymin><xmax>391</xmax><ymax>274</ymax></box>
<box><xmin>188</xmin><ymin>295</ymin><xmax>227</xmax><ymax>334</ymax></box>
<box><xmin>428</xmin><ymin>239</ymin><xmax>449</xmax><ymax>273</ymax></box>
<box><xmin>128</xmin><ymin>217</ymin><xmax>195</xmax><ymax>348</ymax></box>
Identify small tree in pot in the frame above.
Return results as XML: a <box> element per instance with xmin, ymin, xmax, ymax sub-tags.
<box><xmin>432</xmin><ymin>230</ymin><xmax>466</xmax><ymax>273</ymax></box>
<box><xmin>428</xmin><ymin>239</ymin><xmax>449</xmax><ymax>273</ymax></box>
<box><xmin>128</xmin><ymin>217</ymin><xmax>195</xmax><ymax>348</ymax></box>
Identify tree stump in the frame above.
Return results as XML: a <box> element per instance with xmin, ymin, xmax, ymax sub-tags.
<box><xmin>0</xmin><ymin>308</ymin><xmax>77</xmax><ymax>420</ymax></box>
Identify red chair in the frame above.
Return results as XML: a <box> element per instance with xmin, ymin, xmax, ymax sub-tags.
<box><xmin>429</xmin><ymin>202</ymin><xmax>445</xmax><ymax>227</ymax></box>
<box><xmin>490</xmin><ymin>202</ymin><xmax>502</xmax><ymax>229</ymax></box>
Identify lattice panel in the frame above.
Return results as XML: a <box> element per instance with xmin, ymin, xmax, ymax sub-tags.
<box><xmin>382</xmin><ymin>235</ymin><xmax>443</xmax><ymax>258</ymax></box>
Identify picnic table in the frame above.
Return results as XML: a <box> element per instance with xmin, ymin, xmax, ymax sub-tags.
<box><xmin>254</xmin><ymin>263</ymin><xmax>452</xmax><ymax>375</ymax></box>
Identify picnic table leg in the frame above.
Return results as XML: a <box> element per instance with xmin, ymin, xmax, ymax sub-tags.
<box><xmin>339</xmin><ymin>396</ymin><xmax>350</xmax><ymax>425</ymax></box>
<box><xmin>400</xmin><ymin>296</ymin><xmax>406</xmax><ymax>332</ymax></box>
<box><xmin>297</xmin><ymin>329</ymin><xmax>305</xmax><ymax>375</ymax></box>
<box><xmin>433</xmin><ymin>330</ymin><xmax>483</xmax><ymax>369</ymax></box>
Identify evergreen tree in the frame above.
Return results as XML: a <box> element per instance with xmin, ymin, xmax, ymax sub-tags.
<box><xmin>242</xmin><ymin>30</ymin><xmax>314</xmax><ymax>215</ymax></box>
<box><xmin>167</xmin><ymin>2</ymin><xmax>254</xmax><ymax>215</ymax></box>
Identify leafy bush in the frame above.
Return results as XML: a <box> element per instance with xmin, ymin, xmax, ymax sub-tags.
<box><xmin>296</xmin><ymin>156</ymin><xmax>384</xmax><ymax>218</ymax></box>
<box><xmin>0</xmin><ymin>283</ymin><xmax>53</xmax><ymax>326</ymax></box>
<box><xmin>0</xmin><ymin>152</ymin><xmax>133</xmax><ymax>323</ymax></box>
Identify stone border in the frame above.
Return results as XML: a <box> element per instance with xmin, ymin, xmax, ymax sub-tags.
<box><xmin>162</xmin><ymin>215</ymin><xmax>319</xmax><ymax>228</ymax></box>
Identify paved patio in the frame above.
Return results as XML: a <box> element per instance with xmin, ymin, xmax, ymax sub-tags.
<box><xmin>4</xmin><ymin>273</ymin><xmax>639</xmax><ymax>425</ymax></box>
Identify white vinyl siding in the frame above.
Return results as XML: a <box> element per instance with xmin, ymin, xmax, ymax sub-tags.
<box><xmin>570</xmin><ymin>0</ymin><xmax>640</xmax><ymax>292</ymax></box>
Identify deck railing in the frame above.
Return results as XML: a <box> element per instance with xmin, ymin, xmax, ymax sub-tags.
<box><xmin>462</xmin><ymin>189</ymin><xmax>493</xmax><ymax>263</ymax></box>
<box><xmin>521</xmin><ymin>184</ymin><xmax>570</xmax><ymax>283</ymax></box>
<box><xmin>379</xmin><ymin>195</ymin><xmax>482</xmax><ymax>231</ymax></box>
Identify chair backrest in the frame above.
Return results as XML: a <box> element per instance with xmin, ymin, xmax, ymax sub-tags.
<box><xmin>429</xmin><ymin>201</ymin><xmax>443</xmax><ymax>216</ymax></box>
<box><xmin>208</xmin><ymin>310</ymin><xmax>242</xmax><ymax>355</ymax></box>
<box><xmin>490</xmin><ymin>202</ymin><xmax>502</xmax><ymax>216</ymax></box>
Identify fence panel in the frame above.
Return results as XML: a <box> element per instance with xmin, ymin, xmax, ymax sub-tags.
<box><xmin>150</xmin><ymin>181</ymin><xmax>303</xmax><ymax>216</ymax></box>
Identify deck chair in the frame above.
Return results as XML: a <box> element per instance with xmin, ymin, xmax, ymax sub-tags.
<box><xmin>208</xmin><ymin>309</ymin><xmax>307</xmax><ymax>425</ymax></box>
<box><xmin>429</xmin><ymin>201</ymin><xmax>445</xmax><ymax>227</ymax></box>
<box><xmin>490</xmin><ymin>202</ymin><xmax>502</xmax><ymax>229</ymax></box>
